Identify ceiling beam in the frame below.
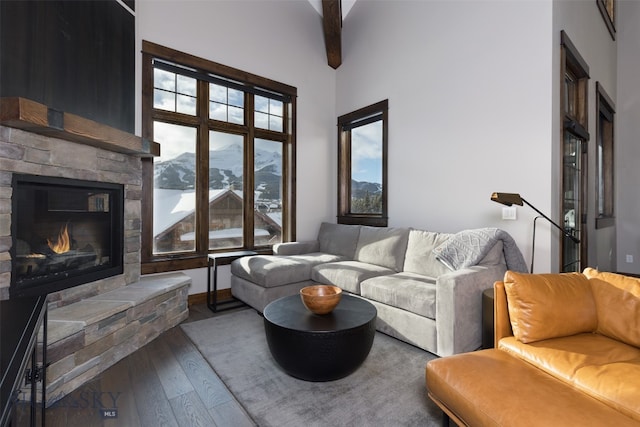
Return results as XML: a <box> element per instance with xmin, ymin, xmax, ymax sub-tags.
<box><xmin>322</xmin><ymin>0</ymin><xmax>342</xmax><ymax>69</ymax></box>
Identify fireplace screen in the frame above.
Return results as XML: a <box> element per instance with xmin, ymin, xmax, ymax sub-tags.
<box><xmin>11</xmin><ymin>175</ymin><xmax>124</xmax><ymax>298</ymax></box>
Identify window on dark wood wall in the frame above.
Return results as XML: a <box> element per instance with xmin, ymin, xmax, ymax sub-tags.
<box><xmin>140</xmin><ymin>41</ymin><xmax>297</xmax><ymax>273</ymax></box>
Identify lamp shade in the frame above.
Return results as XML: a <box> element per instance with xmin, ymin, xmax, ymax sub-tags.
<box><xmin>491</xmin><ymin>192</ymin><xmax>524</xmax><ymax>207</ymax></box>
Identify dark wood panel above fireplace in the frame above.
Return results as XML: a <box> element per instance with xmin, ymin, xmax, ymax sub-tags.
<box><xmin>0</xmin><ymin>0</ymin><xmax>135</xmax><ymax>134</ymax></box>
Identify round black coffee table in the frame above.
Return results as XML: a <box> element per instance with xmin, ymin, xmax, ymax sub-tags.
<box><xmin>263</xmin><ymin>293</ymin><xmax>377</xmax><ymax>382</ymax></box>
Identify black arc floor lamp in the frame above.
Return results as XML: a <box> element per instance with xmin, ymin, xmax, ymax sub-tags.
<box><xmin>491</xmin><ymin>192</ymin><xmax>580</xmax><ymax>273</ymax></box>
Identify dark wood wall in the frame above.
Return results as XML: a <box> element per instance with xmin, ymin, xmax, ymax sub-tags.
<box><xmin>0</xmin><ymin>1</ymin><xmax>135</xmax><ymax>133</ymax></box>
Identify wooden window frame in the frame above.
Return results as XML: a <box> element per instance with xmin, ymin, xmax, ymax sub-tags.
<box><xmin>140</xmin><ymin>41</ymin><xmax>297</xmax><ymax>273</ymax></box>
<box><xmin>595</xmin><ymin>82</ymin><xmax>615</xmax><ymax>229</ymax></box>
<box><xmin>337</xmin><ymin>100</ymin><xmax>388</xmax><ymax>227</ymax></box>
<box><xmin>597</xmin><ymin>0</ymin><xmax>616</xmax><ymax>40</ymax></box>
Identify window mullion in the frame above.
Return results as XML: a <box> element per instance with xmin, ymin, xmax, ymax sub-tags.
<box><xmin>196</xmin><ymin>80</ymin><xmax>210</xmax><ymax>255</ymax></box>
<box><xmin>282</xmin><ymin>99</ymin><xmax>292</xmax><ymax>241</ymax></box>
<box><xmin>245</xmin><ymin>93</ymin><xmax>255</xmax><ymax>248</ymax></box>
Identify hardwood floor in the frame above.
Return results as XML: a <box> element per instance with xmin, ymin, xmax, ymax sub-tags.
<box><xmin>42</xmin><ymin>303</ymin><xmax>256</xmax><ymax>427</ymax></box>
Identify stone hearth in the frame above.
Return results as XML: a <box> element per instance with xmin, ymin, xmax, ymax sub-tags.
<box><xmin>0</xmin><ymin>104</ymin><xmax>190</xmax><ymax>404</ymax></box>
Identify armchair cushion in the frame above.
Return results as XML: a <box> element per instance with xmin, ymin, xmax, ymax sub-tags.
<box><xmin>504</xmin><ymin>271</ymin><xmax>597</xmax><ymax>343</ymax></box>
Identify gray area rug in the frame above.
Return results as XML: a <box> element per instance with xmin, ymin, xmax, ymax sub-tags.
<box><xmin>181</xmin><ymin>309</ymin><xmax>444</xmax><ymax>426</ymax></box>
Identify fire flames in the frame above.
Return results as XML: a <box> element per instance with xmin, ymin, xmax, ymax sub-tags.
<box><xmin>48</xmin><ymin>223</ymin><xmax>71</xmax><ymax>254</ymax></box>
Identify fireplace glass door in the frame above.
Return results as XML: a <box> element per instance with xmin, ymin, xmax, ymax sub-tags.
<box><xmin>11</xmin><ymin>175</ymin><xmax>124</xmax><ymax>298</ymax></box>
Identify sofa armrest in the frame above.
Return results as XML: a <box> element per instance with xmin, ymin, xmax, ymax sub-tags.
<box><xmin>435</xmin><ymin>264</ymin><xmax>507</xmax><ymax>356</ymax></box>
<box><xmin>493</xmin><ymin>281</ymin><xmax>513</xmax><ymax>346</ymax></box>
<box><xmin>273</xmin><ymin>240</ymin><xmax>320</xmax><ymax>255</ymax></box>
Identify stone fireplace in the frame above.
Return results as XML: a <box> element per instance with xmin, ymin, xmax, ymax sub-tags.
<box><xmin>11</xmin><ymin>174</ymin><xmax>124</xmax><ymax>299</ymax></box>
<box><xmin>0</xmin><ymin>98</ymin><xmax>190</xmax><ymax>405</ymax></box>
<box><xmin>0</xmin><ymin>132</ymin><xmax>141</xmax><ymax>306</ymax></box>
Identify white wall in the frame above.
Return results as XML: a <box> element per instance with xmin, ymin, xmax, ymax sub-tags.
<box><xmin>136</xmin><ymin>0</ymin><xmax>337</xmax><ymax>293</ymax></box>
<box><xmin>616</xmin><ymin>0</ymin><xmax>640</xmax><ymax>274</ymax></box>
<box><xmin>337</xmin><ymin>0</ymin><xmax>555</xmax><ymax>272</ymax></box>
<box><xmin>135</xmin><ymin>0</ymin><xmax>638</xmax><ymax>294</ymax></box>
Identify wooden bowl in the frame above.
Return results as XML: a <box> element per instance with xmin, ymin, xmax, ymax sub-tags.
<box><xmin>300</xmin><ymin>285</ymin><xmax>342</xmax><ymax>315</ymax></box>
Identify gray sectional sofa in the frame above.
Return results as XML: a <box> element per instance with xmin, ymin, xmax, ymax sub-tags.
<box><xmin>231</xmin><ymin>222</ymin><xmax>526</xmax><ymax>356</ymax></box>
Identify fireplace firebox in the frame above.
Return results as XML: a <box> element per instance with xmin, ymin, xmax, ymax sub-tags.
<box><xmin>10</xmin><ymin>174</ymin><xmax>124</xmax><ymax>298</ymax></box>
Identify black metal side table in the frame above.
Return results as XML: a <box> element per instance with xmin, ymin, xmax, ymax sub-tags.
<box><xmin>207</xmin><ymin>250</ymin><xmax>257</xmax><ymax>313</ymax></box>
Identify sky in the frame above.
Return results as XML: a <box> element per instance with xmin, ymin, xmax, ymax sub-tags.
<box><xmin>351</xmin><ymin>120</ymin><xmax>383</xmax><ymax>184</ymax></box>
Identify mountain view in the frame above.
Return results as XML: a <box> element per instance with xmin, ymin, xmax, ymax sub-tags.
<box><xmin>351</xmin><ymin>180</ymin><xmax>382</xmax><ymax>199</ymax></box>
<box><xmin>154</xmin><ymin>144</ymin><xmax>283</xmax><ymax>195</ymax></box>
<box><xmin>351</xmin><ymin>180</ymin><xmax>383</xmax><ymax>213</ymax></box>
<box><xmin>154</xmin><ymin>145</ymin><xmax>382</xmax><ymax>210</ymax></box>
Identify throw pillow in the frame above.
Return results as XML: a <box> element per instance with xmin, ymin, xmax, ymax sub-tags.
<box><xmin>317</xmin><ymin>222</ymin><xmax>361</xmax><ymax>258</ymax></box>
<box><xmin>354</xmin><ymin>226</ymin><xmax>410</xmax><ymax>272</ymax></box>
<box><xmin>583</xmin><ymin>268</ymin><xmax>640</xmax><ymax>348</ymax></box>
<box><xmin>403</xmin><ymin>229</ymin><xmax>452</xmax><ymax>277</ymax></box>
<box><xmin>504</xmin><ymin>271</ymin><xmax>597</xmax><ymax>343</ymax></box>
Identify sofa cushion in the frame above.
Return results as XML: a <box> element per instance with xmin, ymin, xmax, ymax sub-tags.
<box><xmin>317</xmin><ymin>222</ymin><xmax>360</xmax><ymax>258</ymax></box>
<box><xmin>503</xmin><ymin>271</ymin><xmax>597</xmax><ymax>343</ymax></box>
<box><xmin>354</xmin><ymin>226</ymin><xmax>409</xmax><ymax>272</ymax></box>
<box><xmin>499</xmin><ymin>334</ymin><xmax>640</xmax><ymax>422</ymax></box>
<box><xmin>231</xmin><ymin>255</ymin><xmax>311</xmax><ymax>288</ymax></box>
<box><xmin>288</xmin><ymin>252</ymin><xmax>349</xmax><ymax>267</ymax></box>
<box><xmin>583</xmin><ymin>268</ymin><xmax>640</xmax><ymax>348</ymax></box>
<box><xmin>403</xmin><ymin>229</ymin><xmax>452</xmax><ymax>277</ymax></box>
<box><xmin>573</xmin><ymin>358</ymin><xmax>640</xmax><ymax>422</ymax></box>
<box><xmin>499</xmin><ymin>334</ymin><xmax>640</xmax><ymax>382</ymax></box>
<box><xmin>426</xmin><ymin>348</ymin><xmax>640</xmax><ymax>427</ymax></box>
<box><xmin>311</xmin><ymin>261</ymin><xmax>395</xmax><ymax>294</ymax></box>
<box><xmin>360</xmin><ymin>272</ymin><xmax>437</xmax><ymax>319</ymax></box>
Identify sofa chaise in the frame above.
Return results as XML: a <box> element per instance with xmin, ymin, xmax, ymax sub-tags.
<box><xmin>426</xmin><ymin>268</ymin><xmax>640</xmax><ymax>426</ymax></box>
<box><xmin>231</xmin><ymin>222</ymin><xmax>527</xmax><ymax>357</ymax></box>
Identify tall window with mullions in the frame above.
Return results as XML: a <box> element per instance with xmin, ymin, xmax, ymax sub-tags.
<box><xmin>142</xmin><ymin>42</ymin><xmax>296</xmax><ymax>263</ymax></box>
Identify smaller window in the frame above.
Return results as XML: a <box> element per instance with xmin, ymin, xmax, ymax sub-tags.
<box><xmin>597</xmin><ymin>0</ymin><xmax>616</xmax><ymax>40</ymax></box>
<box><xmin>337</xmin><ymin>100</ymin><xmax>388</xmax><ymax>227</ymax></box>
<box><xmin>595</xmin><ymin>82</ymin><xmax>615</xmax><ymax>228</ymax></box>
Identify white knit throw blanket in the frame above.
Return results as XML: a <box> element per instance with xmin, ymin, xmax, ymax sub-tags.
<box><xmin>434</xmin><ymin>228</ymin><xmax>528</xmax><ymax>273</ymax></box>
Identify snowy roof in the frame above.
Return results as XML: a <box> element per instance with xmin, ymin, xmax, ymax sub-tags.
<box><xmin>154</xmin><ymin>188</ymin><xmax>238</xmax><ymax>236</ymax></box>
<box><xmin>180</xmin><ymin>227</ymin><xmax>271</xmax><ymax>242</ymax></box>
<box><xmin>153</xmin><ymin>188</ymin><xmax>282</xmax><ymax>236</ymax></box>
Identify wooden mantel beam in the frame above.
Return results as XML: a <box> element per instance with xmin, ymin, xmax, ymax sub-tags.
<box><xmin>0</xmin><ymin>97</ymin><xmax>160</xmax><ymax>157</ymax></box>
<box><xmin>322</xmin><ymin>0</ymin><xmax>342</xmax><ymax>69</ymax></box>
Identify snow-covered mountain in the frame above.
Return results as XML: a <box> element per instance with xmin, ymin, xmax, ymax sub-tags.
<box><xmin>154</xmin><ymin>144</ymin><xmax>282</xmax><ymax>190</ymax></box>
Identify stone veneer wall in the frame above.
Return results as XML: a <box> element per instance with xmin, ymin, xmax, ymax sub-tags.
<box><xmin>0</xmin><ymin>124</ymin><xmax>193</xmax><ymax>403</ymax></box>
<box><xmin>0</xmin><ymin>125</ymin><xmax>142</xmax><ymax>304</ymax></box>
